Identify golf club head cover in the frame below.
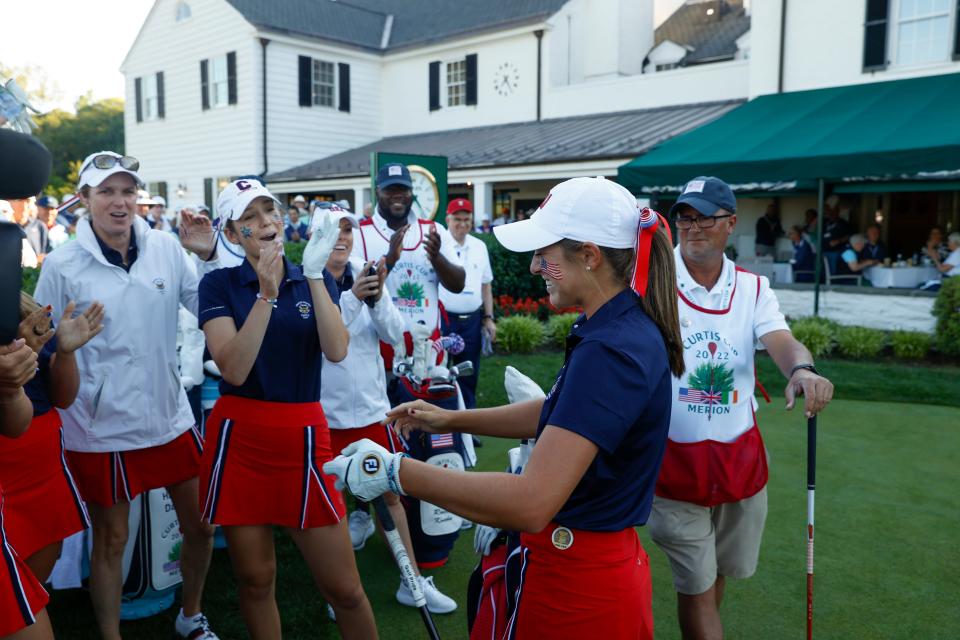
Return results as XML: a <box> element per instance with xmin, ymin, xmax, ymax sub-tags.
<box><xmin>0</xmin><ymin>129</ymin><xmax>51</xmax><ymax>199</ymax></box>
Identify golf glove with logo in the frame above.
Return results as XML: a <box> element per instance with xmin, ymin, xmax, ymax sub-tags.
<box><xmin>323</xmin><ymin>439</ymin><xmax>407</xmax><ymax>501</ymax></box>
<box><xmin>302</xmin><ymin>209</ymin><xmax>340</xmax><ymax>279</ymax></box>
<box><xmin>473</xmin><ymin>524</ymin><xmax>500</xmax><ymax>556</ymax></box>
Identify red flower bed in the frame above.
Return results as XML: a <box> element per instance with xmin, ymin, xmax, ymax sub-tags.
<box><xmin>496</xmin><ymin>295</ymin><xmax>581</xmax><ymax>319</ymax></box>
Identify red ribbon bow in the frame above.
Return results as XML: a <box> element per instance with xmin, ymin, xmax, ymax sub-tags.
<box><xmin>630</xmin><ymin>207</ymin><xmax>671</xmax><ymax>298</ymax></box>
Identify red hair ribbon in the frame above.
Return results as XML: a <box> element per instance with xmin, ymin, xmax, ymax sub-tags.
<box><xmin>630</xmin><ymin>207</ymin><xmax>671</xmax><ymax>298</ymax></box>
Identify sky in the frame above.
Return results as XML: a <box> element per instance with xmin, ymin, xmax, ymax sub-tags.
<box><xmin>3</xmin><ymin>0</ymin><xmax>688</xmax><ymax>113</ymax></box>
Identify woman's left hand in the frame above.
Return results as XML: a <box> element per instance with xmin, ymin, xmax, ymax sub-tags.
<box><xmin>17</xmin><ymin>305</ymin><xmax>55</xmax><ymax>354</ymax></box>
<box><xmin>302</xmin><ymin>210</ymin><xmax>340</xmax><ymax>279</ymax></box>
<box><xmin>56</xmin><ymin>301</ymin><xmax>105</xmax><ymax>354</ymax></box>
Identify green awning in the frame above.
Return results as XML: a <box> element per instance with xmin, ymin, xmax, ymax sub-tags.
<box><xmin>618</xmin><ymin>73</ymin><xmax>960</xmax><ymax>192</ymax></box>
<box><xmin>833</xmin><ymin>180</ymin><xmax>960</xmax><ymax>193</ymax></box>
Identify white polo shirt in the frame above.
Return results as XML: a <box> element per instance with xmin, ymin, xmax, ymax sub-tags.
<box><xmin>439</xmin><ymin>234</ymin><xmax>493</xmax><ymax>314</ymax></box>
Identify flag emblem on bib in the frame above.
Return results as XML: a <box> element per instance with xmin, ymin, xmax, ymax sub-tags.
<box><xmin>430</xmin><ymin>433</ymin><xmax>454</xmax><ymax>449</ymax></box>
<box><xmin>679</xmin><ymin>362</ymin><xmax>737</xmax><ymax>417</ymax></box>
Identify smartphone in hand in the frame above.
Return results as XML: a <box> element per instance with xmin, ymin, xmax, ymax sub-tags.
<box><xmin>363</xmin><ymin>264</ymin><xmax>377</xmax><ymax>308</ymax></box>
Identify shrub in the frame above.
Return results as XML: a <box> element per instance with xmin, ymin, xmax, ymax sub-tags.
<box><xmin>21</xmin><ymin>267</ymin><xmax>40</xmax><ymax>295</ymax></box>
<box><xmin>788</xmin><ymin>316</ymin><xmax>835</xmax><ymax>358</ymax></box>
<box><xmin>890</xmin><ymin>330</ymin><xmax>931</xmax><ymax>359</ymax></box>
<box><xmin>284</xmin><ymin>241</ymin><xmax>305</xmax><ymax>265</ymax></box>
<box><xmin>835</xmin><ymin>325</ymin><xmax>886</xmax><ymax>359</ymax></box>
<box><xmin>933</xmin><ymin>276</ymin><xmax>960</xmax><ymax>356</ymax></box>
<box><xmin>546</xmin><ymin>313</ymin><xmax>579</xmax><ymax>348</ymax></box>
<box><xmin>495</xmin><ymin>315</ymin><xmax>544</xmax><ymax>354</ymax></box>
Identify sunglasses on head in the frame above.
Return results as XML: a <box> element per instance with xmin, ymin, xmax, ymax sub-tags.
<box><xmin>80</xmin><ymin>154</ymin><xmax>140</xmax><ymax>175</ymax></box>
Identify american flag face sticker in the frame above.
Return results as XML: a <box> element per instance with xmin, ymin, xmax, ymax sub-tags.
<box><xmin>539</xmin><ymin>255</ymin><xmax>565</xmax><ymax>280</ymax></box>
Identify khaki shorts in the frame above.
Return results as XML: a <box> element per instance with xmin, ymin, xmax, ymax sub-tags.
<box><xmin>647</xmin><ymin>487</ymin><xmax>768</xmax><ymax>595</ymax></box>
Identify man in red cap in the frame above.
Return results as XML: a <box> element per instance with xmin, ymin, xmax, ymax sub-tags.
<box><xmin>439</xmin><ymin>198</ymin><xmax>495</xmax><ymax>409</ymax></box>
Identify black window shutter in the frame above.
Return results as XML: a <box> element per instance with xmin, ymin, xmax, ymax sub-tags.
<box><xmin>204</xmin><ymin>178</ymin><xmax>214</xmax><ymax>213</ymax></box>
<box><xmin>200</xmin><ymin>59</ymin><xmax>210</xmax><ymax>110</ymax></box>
<box><xmin>338</xmin><ymin>63</ymin><xmax>351</xmax><ymax>112</ymax></box>
<box><xmin>429</xmin><ymin>61</ymin><xmax>441</xmax><ymax>111</ymax></box>
<box><xmin>135</xmin><ymin>77</ymin><xmax>143</xmax><ymax>122</ymax></box>
<box><xmin>298</xmin><ymin>56</ymin><xmax>312</xmax><ymax>106</ymax></box>
<box><xmin>863</xmin><ymin>0</ymin><xmax>889</xmax><ymax>71</ymax></box>
<box><xmin>158</xmin><ymin>182</ymin><xmax>168</xmax><ymax>202</ymax></box>
<box><xmin>156</xmin><ymin>72</ymin><xmax>165</xmax><ymax>119</ymax></box>
<box><xmin>953</xmin><ymin>0</ymin><xmax>960</xmax><ymax>60</ymax></box>
<box><xmin>465</xmin><ymin>54</ymin><xmax>478</xmax><ymax>106</ymax></box>
<box><xmin>227</xmin><ymin>51</ymin><xmax>237</xmax><ymax>104</ymax></box>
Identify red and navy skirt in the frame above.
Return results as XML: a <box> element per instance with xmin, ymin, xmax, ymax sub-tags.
<box><xmin>328</xmin><ymin>421</ymin><xmax>404</xmax><ymax>458</ymax></box>
<box><xmin>200</xmin><ymin>396</ymin><xmax>345</xmax><ymax>529</ymax></box>
<box><xmin>0</xmin><ymin>410</ymin><xmax>89</xmax><ymax>558</ymax></box>
<box><xmin>0</xmin><ymin>487</ymin><xmax>49</xmax><ymax>637</ymax></box>
<box><xmin>505</xmin><ymin>523</ymin><xmax>653</xmax><ymax>640</ymax></box>
<box><xmin>66</xmin><ymin>426</ymin><xmax>204</xmax><ymax>507</ymax></box>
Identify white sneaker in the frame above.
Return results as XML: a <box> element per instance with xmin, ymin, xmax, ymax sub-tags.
<box><xmin>396</xmin><ymin>575</ymin><xmax>457</xmax><ymax>614</ymax></box>
<box><xmin>348</xmin><ymin>510</ymin><xmax>375</xmax><ymax>550</ymax></box>
<box><xmin>175</xmin><ymin>609</ymin><xmax>219</xmax><ymax>639</ymax></box>
<box><xmin>326</xmin><ymin>603</ymin><xmax>336</xmax><ymax>621</ymax></box>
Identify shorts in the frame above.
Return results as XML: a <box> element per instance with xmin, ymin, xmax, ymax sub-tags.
<box><xmin>0</xmin><ymin>411</ymin><xmax>89</xmax><ymax>558</ymax></box>
<box><xmin>328</xmin><ymin>422</ymin><xmax>404</xmax><ymax>458</ymax></box>
<box><xmin>506</xmin><ymin>523</ymin><xmax>653</xmax><ymax>639</ymax></box>
<box><xmin>66</xmin><ymin>426</ymin><xmax>204</xmax><ymax>507</ymax></box>
<box><xmin>200</xmin><ymin>395</ymin><xmax>345</xmax><ymax>529</ymax></box>
<box><xmin>647</xmin><ymin>487</ymin><xmax>768</xmax><ymax>595</ymax></box>
<box><xmin>0</xmin><ymin>490</ymin><xmax>49</xmax><ymax>637</ymax></box>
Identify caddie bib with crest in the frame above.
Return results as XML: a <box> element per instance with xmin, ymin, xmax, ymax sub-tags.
<box><xmin>357</xmin><ymin>215</ymin><xmax>442</xmax><ymax>363</ymax></box>
<box><xmin>656</xmin><ymin>262</ymin><xmax>769</xmax><ymax>507</ymax></box>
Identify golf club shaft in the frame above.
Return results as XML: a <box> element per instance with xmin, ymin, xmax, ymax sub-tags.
<box><xmin>806</xmin><ymin>415</ymin><xmax>817</xmax><ymax>640</ymax></box>
<box><xmin>371</xmin><ymin>497</ymin><xmax>441</xmax><ymax>640</ymax></box>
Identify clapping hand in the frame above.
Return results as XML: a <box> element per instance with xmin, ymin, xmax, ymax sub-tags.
<box><xmin>55</xmin><ymin>301</ymin><xmax>106</xmax><ymax>354</ymax></box>
<box><xmin>178</xmin><ymin>209</ymin><xmax>218</xmax><ymax>260</ymax></box>
<box><xmin>0</xmin><ymin>340</ymin><xmax>38</xmax><ymax>391</ymax></box>
<box><xmin>423</xmin><ymin>226</ymin><xmax>441</xmax><ymax>262</ymax></box>
<box><xmin>256</xmin><ymin>238</ymin><xmax>284</xmax><ymax>298</ymax></box>
<box><xmin>303</xmin><ymin>209</ymin><xmax>340</xmax><ymax>279</ymax></box>
<box><xmin>385</xmin><ymin>224</ymin><xmax>410</xmax><ymax>270</ymax></box>
<box><xmin>18</xmin><ymin>305</ymin><xmax>55</xmax><ymax>354</ymax></box>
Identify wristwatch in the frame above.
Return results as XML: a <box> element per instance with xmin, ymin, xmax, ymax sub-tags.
<box><xmin>483</xmin><ymin>314</ymin><xmax>494</xmax><ymax>321</ymax></box>
<box><xmin>790</xmin><ymin>363</ymin><xmax>819</xmax><ymax>377</ymax></box>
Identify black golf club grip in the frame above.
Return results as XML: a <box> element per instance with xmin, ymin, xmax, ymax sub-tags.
<box><xmin>807</xmin><ymin>415</ymin><xmax>817</xmax><ymax>488</ymax></box>
<box><xmin>372</xmin><ymin>496</ymin><xmax>396</xmax><ymax>531</ymax></box>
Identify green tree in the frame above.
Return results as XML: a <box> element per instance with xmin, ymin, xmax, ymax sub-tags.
<box><xmin>686</xmin><ymin>362</ymin><xmax>734</xmax><ymax>392</ymax></box>
<box><xmin>34</xmin><ymin>96</ymin><xmax>125</xmax><ymax>199</ymax></box>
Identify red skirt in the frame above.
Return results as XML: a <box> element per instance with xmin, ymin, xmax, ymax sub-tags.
<box><xmin>328</xmin><ymin>421</ymin><xmax>405</xmax><ymax>457</ymax></box>
<box><xmin>0</xmin><ymin>489</ymin><xmax>49</xmax><ymax>637</ymax></box>
<box><xmin>200</xmin><ymin>396</ymin><xmax>345</xmax><ymax>529</ymax></box>
<box><xmin>0</xmin><ymin>410</ymin><xmax>89</xmax><ymax>558</ymax></box>
<box><xmin>506</xmin><ymin>523</ymin><xmax>653</xmax><ymax>640</ymax></box>
<box><xmin>66</xmin><ymin>426</ymin><xmax>204</xmax><ymax>507</ymax></box>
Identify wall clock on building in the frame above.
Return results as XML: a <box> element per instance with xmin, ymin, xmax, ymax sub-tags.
<box><xmin>409</xmin><ymin>164</ymin><xmax>440</xmax><ymax>220</ymax></box>
<box><xmin>493</xmin><ymin>62</ymin><xmax>520</xmax><ymax>96</ymax></box>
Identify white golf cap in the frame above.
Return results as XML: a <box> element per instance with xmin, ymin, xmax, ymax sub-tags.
<box><xmin>136</xmin><ymin>189</ymin><xmax>157</xmax><ymax>206</ymax></box>
<box><xmin>153</xmin><ymin>195</ymin><xmax>166</xmax><ymax>207</ymax></box>
<box><xmin>77</xmin><ymin>151</ymin><xmax>144</xmax><ymax>190</ymax></box>
<box><xmin>215</xmin><ymin>178</ymin><xmax>281</xmax><ymax>225</ymax></box>
<box><xmin>311</xmin><ymin>201</ymin><xmax>358</xmax><ymax>232</ymax></box>
<box><xmin>494</xmin><ymin>176</ymin><xmax>640</xmax><ymax>252</ymax></box>
<box><xmin>293</xmin><ymin>194</ymin><xmax>307</xmax><ymax>204</ymax></box>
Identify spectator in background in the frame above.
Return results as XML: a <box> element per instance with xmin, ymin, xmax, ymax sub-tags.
<box><xmin>40</xmin><ymin>196</ymin><xmax>69</xmax><ymax>250</ymax></box>
<box><xmin>788</xmin><ymin>225</ymin><xmax>816</xmax><ymax>282</ymax></box>
<box><xmin>151</xmin><ymin>196</ymin><xmax>173</xmax><ymax>232</ymax></box>
<box><xmin>12</xmin><ymin>196</ymin><xmax>49</xmax><ymax>261</ymax></box>
<box><xmin>862</xmin><ymin>224</ymin><xmax>887</xmax><ymax>262</ymax></box>
<box><xmin>754</xmin><ymin>202</ymin><xmax>783</xmax><ymax>257</ymax></box>
<box><xmin>477</xmin><ymin>218</ymin><xmax>492</xmax><ymax>234</ymax></box>
<box><xmin>931</xmin><ymin>232</ymin><xmax>960</xmax><ymax>278</ymax></box>
<box><xmin>923</xmin><ymin>226</ymin><xmax>949</xmax><ymax>263</ymax></box>
<box><xmin>362</xmin><ymin>202</ymin><xmax>373</xmax><ymax>220</ymax></box>
<box><xmin>803</xmin><ymin>208</ymin><xmax>818</xmax><ymax>244</ymax></box>
<box><xmin>285</xmin><ymin>206</ymin><xmax>308</xmax><ymax>242</ymax></box>
<box><xmin>0</xmin><ymin>198</ymin><xmax>39</xmax><ymax>267</ymax></box>
<box><xmin>821</xmin><ymin>197</ymin><xmax>853</xmax><ymax>274</ymax></box>
<box><xmin>492</xmin><ymin>209</ymin><xmax>510</xmax><ymax>226</ymax></box>
<box><xmin>515</xmin><ymin>209</ymin><xmax>529</xmax><ymax>222</ymax></box>
<box><xmin>136</xmin><ymin>189</ymin><xmax>155</xmax><ymax>221</ymax></box>
<box><xmin>839</xmin><ymin>234</ymin><xmax>879</xmax><ymax>277</ymax></box>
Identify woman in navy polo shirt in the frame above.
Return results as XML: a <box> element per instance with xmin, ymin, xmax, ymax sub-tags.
<box><xmin>198</xmin><ymin>179</ymin><xmax>378</xmax><ymax>639</ymax></box>
<box><xmin>325</xmin><ymin>177</ymin><xmax>685</xmax><ymax>639</ymax></box>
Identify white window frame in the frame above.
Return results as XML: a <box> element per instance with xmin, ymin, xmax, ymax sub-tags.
<box><xmin>312</xmin><ymin>59</ymin><xmax>336</xmax><ymax>108</ymax></box>
<box><xmin>143</xmin><ymin>74</ymin><xmax>159</xmax><ymax>121</ymax></box>
<box><xmin>211</xmin><ymin>55</ymin><xmax>229</xmax><ymax>108</ymax></box>
<box><xmin>888</xmin><ymin>0</ymin><xmax>957</xmax><ymax>68</ymax></box>
<box><xmin>445</xmin><ymin>58</ymin><xmax>467</xmax><ymax>107</ymax></box>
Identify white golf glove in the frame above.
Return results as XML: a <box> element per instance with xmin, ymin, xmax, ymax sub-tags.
<box><xmin>473</xmin><ymin>524</ymin><xmax>500</xmax><ymax>556</ymax></box>
<box><xmin>322</xmin><ymin>438</ymin><xmax>406</xmax><ymax>501</ymax></box>
<box><xmin>302</xmin><ymin>209</ymin><xmax>340</xmax><ymax>279</ymax></box>
<box><xmin>0</xmin><ymin>79</ymin><xmax>40</xmax><ymax>134</ymax></box>
<box><xmin>505</xmin><ymin>366</ymin><xmax>546</xmax><ymax>404</ymax></box>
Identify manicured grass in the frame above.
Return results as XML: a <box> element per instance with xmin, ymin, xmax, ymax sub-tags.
<box><xmin>47</xmin><ymin>354</ymin><xmax>960</xmax><ymax>638</ymax></box>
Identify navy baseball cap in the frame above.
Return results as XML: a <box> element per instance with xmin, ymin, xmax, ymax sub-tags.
<box><xmin>669</xmin><ymin>176</ymin><xmax>736</xmax><ymax>218</ymax></box>
<box><xmin>37</xmin><ymin>195</ymin><xmax>59</xmax><ymax>208</ymax></box>
<box><xmin>377</xmin><ymin>163</ymin><xmax>412</xmax><ymax>189</ymax></box>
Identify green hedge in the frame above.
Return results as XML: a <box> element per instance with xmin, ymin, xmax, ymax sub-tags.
<box><xmin>933</xmin><ymin>276</ymin><xmax>960</xmax><ymax>356</ymax></box>
<box><xmin>835</xmin><ymin>325</ymin><xmax>886</xmax><ymax>358</ymax></box>
<box><xmin>891</xmin><ymin>330</ymin><xmax>931</xmax><ymax>359</ymax></box>
<box><xmin>22</xmin><ymin>267</ymin><xmax>40</xmax><ymax>295</ymax></box>
<box><xmin>788</xmin><ymin>316</ymin><xmax>836</xmax><ymax>358</ymax></box>
<box><xmin>495</xmin><ymin>315</ymin><xmax>544</xmax><ymax>354</ymax></box>
<box><xmin>546</xmin><ymin>313</ymin><xmax>578</xmax><ymax>348</ymax></box>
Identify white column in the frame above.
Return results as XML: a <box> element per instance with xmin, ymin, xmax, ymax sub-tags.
<box><xmin>353</xmin><ymin>187</ymin><xmax>370</xmax><ymax>216</ymax></box>
<box><xmin>472</xmin><ymin>180</ymin><xmax>494</xmax><ymax>225</ymax></box>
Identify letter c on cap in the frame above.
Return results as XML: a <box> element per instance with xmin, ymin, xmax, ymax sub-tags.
<box><xmin>236</xmin><ymin>180</ymin><xmax>252</xmax><ymax>192</ymax></box>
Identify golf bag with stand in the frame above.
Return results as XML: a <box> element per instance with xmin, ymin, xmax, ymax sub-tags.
<box><xmin>390</xmin><ymin>321</ymin><xmax>474</xmax><ymax>568</ymax></box>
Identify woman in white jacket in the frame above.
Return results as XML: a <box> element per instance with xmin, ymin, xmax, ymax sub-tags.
<box><xmin>33</xmin><ymin>152</ymin><xmax>218</xmax><ymax>640</ymax></box>
<box><xmin>321</xmin><ymin>210</ymin><xmax>456</xmax><ymax>614</ymax></box>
